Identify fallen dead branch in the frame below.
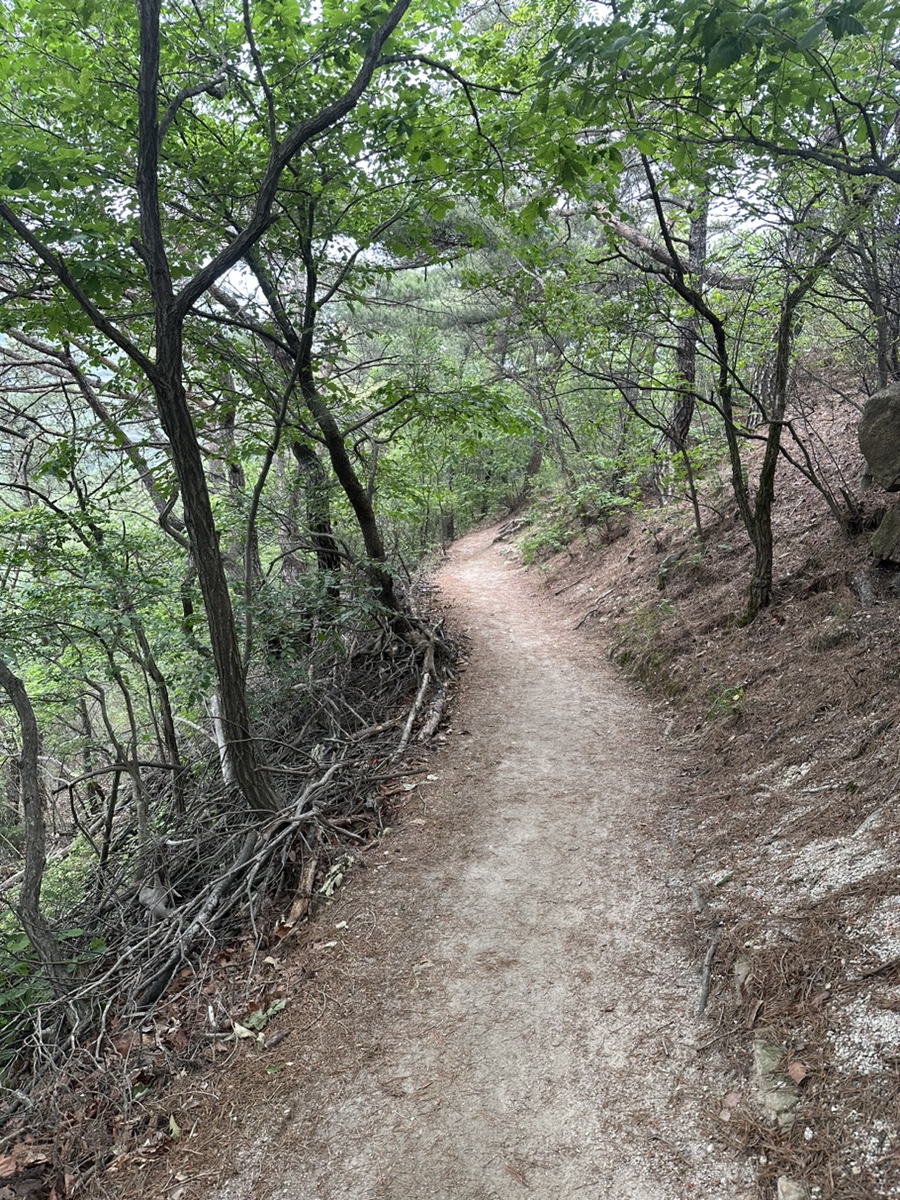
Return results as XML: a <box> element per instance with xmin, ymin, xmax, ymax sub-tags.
<box><xmin>418</xmin><ymin>681</ymin><xmax>449</xmax><ymax>742</ymax></box>
<box><xmin>0</xmin><ymin>588</ymin><xmax>461</xmax><ymax>1192</ymax></box>
<box><xmin>395</xmin><ymin>671</ymin><xmax>431</xmax><ymax>758</ymax></box>
<box><xmin>696</xmin><ymin>926</ymin><xmax>722</xmax><ymax>1018</ymax></box>
<box><xmin>574</xmin><ymin>589</ymin><xmax>613</xmax><ymax>629</ymax></box>
<box><xmin>285</xmin><ymin>829</ymin><xmax>323</xmax><ymax>927</ymax></box>
<box><xmin>492</xmin><ymin>517</ymin><xmax>529</xmax><ymax>542</ymax></box>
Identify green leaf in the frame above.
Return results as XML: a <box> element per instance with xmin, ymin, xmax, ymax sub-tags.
<box><xmin>707</xmin><ymin>36</ymin><xmax>744</xmax><ymax>74</ymax></box>
<box><xmin>797</xmin><ymin>19</ymin><xmax>827</xmax><ymax>49</ymax></box>
<box><xmin>243</xmin><ymin>997</ymin><xmax>287</xmax><ymax>1031</ymax></box>
<box><xmin>825</xmin><ymin>13</ymin><xmax>866</xmax><ymax>38</ymax></box>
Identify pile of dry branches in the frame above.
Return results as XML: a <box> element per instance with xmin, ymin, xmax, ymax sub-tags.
<box><xmin>0</xmin><ymin>590</ymin><xmax>456</xmax><ymax>1194</ymax></box>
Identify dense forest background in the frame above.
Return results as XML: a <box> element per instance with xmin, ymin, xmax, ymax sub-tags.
<box><xmin>0</xmin><ymin>0</ymin><xmax>897</xmax><ymax>1159</ymax></box>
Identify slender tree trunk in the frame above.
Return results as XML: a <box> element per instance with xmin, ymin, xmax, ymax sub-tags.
<box><xmin>507</xmin><ymin>441</ymin><xmax>543</xmax><ymax>512</ymax></box>
<box><xmin>873</xmin><ymin>289</ymin><xmax>891</xmax><ymax>390</ymax></box>
<box><xmin>295</xmin><ymin>235</ymin><xmax>398</xmax><ymax>608</ymax></box>
<box><xmin>221</xmin><ymin>400</ymin><xmax>263</xmax><ymax>584</ymax></box>
<box><xmin>244</xmin><ymin>239</ymin><xmax>397</xmax><ymax>608</ymax></box>
<box><xmin>292</xmin><ymin>443</ymin><xmax>342</xmax><ymax>590</ymax></box>
<box><xmin>667</xmin><ymin>197</ymin><xmax>709</xmax><ymax>452</ymax></box>
<box><xmin>744</xmin><ymin>299</ymin><xmax>795</xmax><ymax>620</ymax></box>
<box><xmin>134</xmin><ymin>0</ymin><xmax>278</xmax><ymax>817</ymax></box>
<box><xmin>0</xmin><ymin>658</ymin><xmax>71</xmax><ymax>1004</ymax></box>
<box><xmin>304</xmin><ymin>389</ymin><xmax>398</xmax><ymax>607</ymax></box>
<box><xmin>130</xmin><ymin>621</ymin><xmax>185</xmax><ymax>815</ymax></box>
<box><xmin>153</xmin><ymin>358</ymin><xmax>279</xmax><ymax>815</ymax></box>
<box><xmin>440</xmin><ymin>509</ymin><xmax>455</xmax><ymax>548</ymax></box>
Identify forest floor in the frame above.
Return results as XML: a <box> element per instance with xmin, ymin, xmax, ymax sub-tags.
<box><xmin>90</xmin><ymin>392</ymin><xmax>900</xmax><ymax>1200</ymax></box>
<box><xmin>94</xmin><ymin>523</ymin><xmax>748</xmax><ymax>1200</ymax></box>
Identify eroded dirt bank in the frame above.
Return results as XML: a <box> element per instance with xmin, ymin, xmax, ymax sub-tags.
<box><xmin>211</xmin><ymin>525</ymin><xmax>742</xmax><ymax>1200</ymax></box>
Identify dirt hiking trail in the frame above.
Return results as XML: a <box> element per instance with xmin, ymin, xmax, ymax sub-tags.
<box><xmin>217</xmin><ymin>526</ymin><xmax>744</xmax><ymax>1200</ymax></box>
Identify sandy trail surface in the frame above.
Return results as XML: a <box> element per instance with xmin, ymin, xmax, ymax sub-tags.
<box><xmin>218</xmin><ymin>526</ymin><xmax>740</xmax><ymax>1199</ymax></box>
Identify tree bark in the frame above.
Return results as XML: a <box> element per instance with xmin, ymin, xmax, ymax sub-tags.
<box><xmin>153</xmin><ymin>355</ymin><xmax>279</xmax><ymax>814</ymax></box>
<box><xmin>667</xmin><ymin>197</ymin><xmax>709</xmax><ymax>452</ymax></box>
<box><xmin>292</xmin><ymin>443</ymin><xmax>342</xmax><ymax>591</ymax></box>
<box><xmin>134</xmin><ymin>0</ymin><xmax>278</xmax><ymax>814</ymax></box>
<box><xmin>0</xmin><ymin>657</ymin><xmax>70</xmax><ymax>1002</ymax></box>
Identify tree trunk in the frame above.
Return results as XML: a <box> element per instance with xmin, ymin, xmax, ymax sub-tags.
<box><xmin>130</xmin><ymin>620</ymin><xmax>185</xmax><ymax>815</ymax></box>
<box><xmin>244</xmin><ymin>241</ymin><xmax>398</xmax><ymax>609</ymax></box>
<box><xmin>743</xmin><ymin>290</ymin><xmax>798</xmax><ymax>621</ymax></box>
<box><xmin>746</xmin><ymin>521</ymin><xmax>774</xmax><ymax>620</ymax></box>
<box><xmin>292</xmin><ymin>443</ymin><xmax>342</xmax><ymax>591</ymax></box>
<box><xmin>221</xmin><ymin>400</ymin><xmax>263</xmax><ymax>584</ymax></box>
<box><xmin>292</xmin><ymin>222</ymin><xmax>399</xmax><ymax>609</ymax></box>
<box><xmin>132</xmin><ymin>0</ymin><xmax>278</xmax><ymax>817</ymax></box>
<box><xmin>440</xmin><ymin>509</ymin><xmax>455</xmax><ymax>548</ymax></box>
<box><xmin>0</xmin><ymin>657</ymin><xmax>71</xmax><ymax>1005</ymax></box>
<box><xmin>153</xmin><ymin>348</ymin><xmax>278</xmax><ymax>816</ymax></box>
<box><xmin>666</xmin><ymin>197</ymin><xmax>709</xmax><ymax>452</ymax></box>
<box><xmin>305</xmin><ymin>388</ymin><xmax>398</xmax><ymax>608</ymax></box>
<box><xmin>507</xmin><ymin>441</ymin><xmax>543</xmax><ymax>512</ymax></box>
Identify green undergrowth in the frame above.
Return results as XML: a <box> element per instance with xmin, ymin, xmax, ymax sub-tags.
<box><xmin>519</xmin><ymin>478</ymin><xmax>634</xmax><ymax>565</ymax></box>
<box><xmin>0</xmin><ymin>926</ymin><xmax>105</xmax><ymax>1076</ymax></box>
<box><xmin>609</xmin><ymin>598</ymin><xmax>683</xmax><ymax>696</ymax></box>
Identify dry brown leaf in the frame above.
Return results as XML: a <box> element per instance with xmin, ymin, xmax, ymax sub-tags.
<box><xmin>0</xmin><ymin>1154</ymin><xmax>17</xmax><ymax>1179</ymax></box>
<box><xmin>165</xmin><ymin>1028</ymin><xmax>190</xmax><ymax>1052</ymax></box>
<box><xmin>787</xmin><ymin>1060</ymin><xmax>808</xmax><ymax>1083</ymax></box>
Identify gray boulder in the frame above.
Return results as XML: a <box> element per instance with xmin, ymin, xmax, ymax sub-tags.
<box><xmin>859</xmin><ymin>384</ymin><xmax>900</xmax><ymax>490</ymax></box>
<box><xmin>870</xmin><ymin>506</ymin><xmax>900</xmax><ymax>564</ymax></box>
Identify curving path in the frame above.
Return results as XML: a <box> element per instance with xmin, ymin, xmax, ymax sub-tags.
<box><xmin>215</xmin><ymin>525</ymin><xmax>743</xmax><ymax>1200</ymax></box>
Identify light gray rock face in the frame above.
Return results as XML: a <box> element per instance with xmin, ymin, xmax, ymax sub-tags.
<box><xmin>870</xmin><ymin>505</ymin><xmax>900</xmax><ymax>564</ymax></box>
<box><xmin>751</xmin><ymin>1035</ymin><xmax>802</xmax><ymax>1128</ymax></box>
<box><xmin>859</xmin><ymin>384</ymin><xmax>900</xmax><ymax>491</ymax></box>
